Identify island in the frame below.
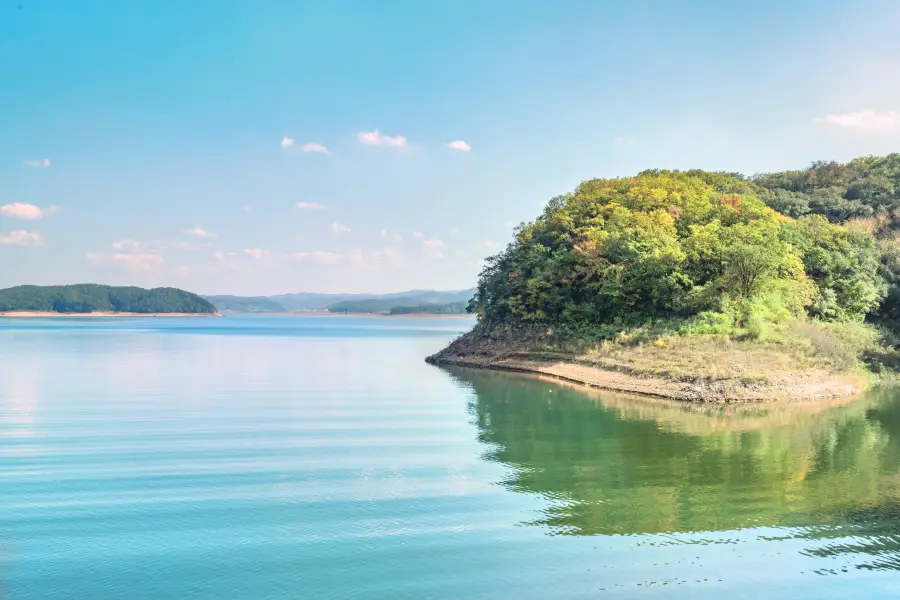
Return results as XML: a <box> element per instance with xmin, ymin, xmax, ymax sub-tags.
<box><xmin>0</xmin><ymin>284</ymin><xmax>218</xmax><ymax>316</ymax></box>
<box><xmin>428</xmin><ymin>154</ymin><xmax>900</xmax><ymax>402</ymax></box>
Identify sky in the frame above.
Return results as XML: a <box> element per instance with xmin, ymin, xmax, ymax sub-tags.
<box><xmin>2</xmin><ymin>0</ymin><xmax>900</xmax><ymax>295</ymax></box>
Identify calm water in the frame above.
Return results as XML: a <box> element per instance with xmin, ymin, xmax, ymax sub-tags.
<box><xmin>1</xmin><ymin>316</ymin><xmax>899</xmax><ymax>599</ymax></box>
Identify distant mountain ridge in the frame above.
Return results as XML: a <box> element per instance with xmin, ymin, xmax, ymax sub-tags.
<box><xmin>204</xmin><ymin>289</ymin><xmax>476</xmax><ymax>314</ymax></box>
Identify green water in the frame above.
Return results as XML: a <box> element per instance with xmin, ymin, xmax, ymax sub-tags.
<box><xmin>1</xmin><ymin>316</ymin><xmax>898</xmax><ymax>598</ymax></box>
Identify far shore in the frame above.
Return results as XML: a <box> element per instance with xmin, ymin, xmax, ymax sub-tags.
<box><xmin>0</xmin><ymin>310</ymin><xmax>474</xmax><ymax>319</ymax></box>
<box><xmin>0</xmin><ymin>311</ymin><xmax>220</xmax><ymax>318</ymax></box>
<box><xmin>219</xmin><ymin>312</ymin><xmax>475</xmax><ymax>318</ymax></box>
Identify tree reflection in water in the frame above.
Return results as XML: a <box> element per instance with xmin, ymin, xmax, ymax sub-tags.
<box><xmin>448</xmin><ymin>367</ymin><xmax>900</xmax><ymax>570</ymax></box>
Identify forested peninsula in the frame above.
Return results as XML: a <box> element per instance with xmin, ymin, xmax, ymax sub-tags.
<box><xmin>428</xmin><ymin>154</ymin><xmax>900</xmax><ymax>402</ymax></box>
<box><xmin>0</xmin><ymin>284</ymin><xmax>217</xmax><ymax>315</ymax></box>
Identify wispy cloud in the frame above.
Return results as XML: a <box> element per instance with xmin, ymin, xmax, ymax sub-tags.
<box><xmin>392</xmin><ymin>233</ymin><xmax>402</xmax><ymax>243</ymax></box>
<box><xmin>158</xmin><ymin>240</ymin><xmax>202</xmax><ymax>251</ymax></box>
<box><xmin>174</xmin><ymin>266</ymin><xmax>191</xmax><ymax>277</ymax></box>
<box><xmin>184</xmin><ymin>226</ymin><xmax>217</xmax><ymax>238</ymax></box>
<box><xmin>447</xmin><ymin>140</ymin><xmax>471</xmax><ymax>152</ymax></box>
<box><xmin>447</xmin><ymin>226</ymin><xmax>459</xmax><ymax>234</ymax></box>
<box><xmin>87</xmin><ymin>252</ymin><xmax>163</xmax><ymax>271</ymax></box>
<box><xmin>614</xmin><ymin>135</ymin><xmax>637</xmax><ymax>147</ymax></box>
<box><xmin>412</xmin><ymin>231</ymin><xmax>424</xmax><ymax>238</ymax></box>
<box><xmin>214</xmin><ymin>251</ymin><xmax>238</xmax><ymax>263</ymax></box>
<box><xmin>297</xmin><ymin>201</ymin><xmax>326</xmax><ymax>210</ymax></box>
<box><xmin>331</xmin><ymin>221</ymin><xmax>351</xmax><ymax>234</ymax></box>
<box><xmin>815</xmin><ymin>109</ymin><xmax>900</xmax><ymax>131</ymax></box>
<box><xmin>379</xmin><ymin>227</ymin><xmax>388</xmax><ymax>236</ymax></box>
<box><xmin>0</xmin><ymin>203</ymin><xmax>56</xmax><ymax>220</ymax></box>
<box><xmin>484</xmin><ymin>240</ymin><xmax>500</xmax><ymax>248</ymax></box>
<box><xmin>0</xmin><ymin>230</ymin><xmax>42</xmax><ymax>246</ymax></box>
<box><xmin>23</xmin><ymin>158</ymin><xmax>50</xmax><ymax>168</ymax></box>
<box><xmin>111</xmin><ymin>239</ymin><xmax>142</xmax><ymax>251</ymax></box>
<box><xmin>243</xmin><ymin>205</ymin><xmax>252</xmax><ymax>214</ymax></box>
<box><xmin>281</xmin><ymin>136</ymin><xmax>295</xmax><ymax>148</ymax></box>
<box><xmin>503</xmin><ymin>221</ymin><xmax>516</xmax><ymax>228</ymax></box>
<box><xmin>357</xmin><ymin>130</ymin><xmax>407</xmax><ymax>147</ymax></box>
<box><xmin>288</xmin><ymin>250</ymin><xmax>344</xmax><ymax>265</ymax></box>
<box><xmin>423</xmin><ymin>238</ymin><xmax>445</xmax><ymax>248</ymax></box>
<box><xmin>111</xmin><ymin>239</ymin><xmax>200</xmax><ymax>252</ymax></box>
<box><xmin>243</xmin><ymin>248</ymin><xmax>270</xmax><ymax>259</ymax></box>
<box><xmin>299</xmin><ymin>142</ymin><xmax>328</xmax><ymax>154</ymax></box>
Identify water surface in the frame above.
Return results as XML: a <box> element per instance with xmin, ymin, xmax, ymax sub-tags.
<box><xmin>1</xmin><ymin>316</ymin><xmax>898</xmax><ymax>598</ymax></box>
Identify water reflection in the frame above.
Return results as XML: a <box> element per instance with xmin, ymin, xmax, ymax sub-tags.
<box><xmin>449</xmin><ymin>368</ymin><xmax>900</xmax><ymax>569</ymax></box>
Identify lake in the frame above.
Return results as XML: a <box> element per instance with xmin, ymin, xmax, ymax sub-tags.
<box><xmin>1</xmin><ymin>315</ymin><xmax>899</xmax><ymax>599</ymax></box>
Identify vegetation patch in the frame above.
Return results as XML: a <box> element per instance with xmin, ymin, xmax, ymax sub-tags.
<box><xmin>430</xmin><ymin>155</ymin><xmax>900</xmax><ymax>401</ymax></box>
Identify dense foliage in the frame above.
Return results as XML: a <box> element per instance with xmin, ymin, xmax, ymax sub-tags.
<box><xmin>753</xmin><ymin>154</ymin><xmax>900</xmax><ymax>326</ymax></box>
<box><xmin>470</xmin><ymin>166</ymin><xmax>888</xmax><ymax>336</ymax></box>
<box><xmin>0</xmin><ymin>284</ymin><xmax>217</xmax><ymax>314</ymax></box>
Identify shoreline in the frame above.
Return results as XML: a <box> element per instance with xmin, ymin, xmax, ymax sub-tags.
<box><xmin>0</xmin><ymin>311</ymin><xmax>220</xmax><ymax>318</ymax></box>
<box><xmin>427</xmin><ymin>353</ymin><xmax>865</xmax><ymax>403</ymax></box>
<box><xmin>426</xmin><ymin>331</ymin><xmax>867</xmax><ymax>404</ymax></box>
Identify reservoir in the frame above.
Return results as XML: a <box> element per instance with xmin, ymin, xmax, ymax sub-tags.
<box><xmin>1</xmin><ymin>316</ymin><xmax>898</xmax><ymax>598</ymax></box>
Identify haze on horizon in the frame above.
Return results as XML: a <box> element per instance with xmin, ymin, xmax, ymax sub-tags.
<box><xmin>2</xmin><ymin>0</ymin><xmax>900</xmax><ymax>296</ymax></box>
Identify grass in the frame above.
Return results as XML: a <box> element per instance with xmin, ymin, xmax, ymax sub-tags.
<box><xmin>459</xmin><ymin>315</ymin><xmax>900</xmax><ymax>386</ymax></box>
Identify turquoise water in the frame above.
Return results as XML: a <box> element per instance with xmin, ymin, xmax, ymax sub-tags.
<box><xmin>1</xmin><ymin>315</ymin><xmax>899</xmax><ymax>599</ymax></box>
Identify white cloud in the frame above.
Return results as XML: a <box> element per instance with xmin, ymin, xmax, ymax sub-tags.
<box><xmin>111</xmin><ymin>239</ymin><xmax>142</xmax><ymax>251</ymax></box>
<box><xmin>357</xmin><ymin>130</ymin><xmax>407</xmax><ymax>147</ymax></box>
<box><xmin>423</xmin><ymin>238</ymin><xmax>445</xmax><ymax>248</ymax></box>
<box><xmin>392</xmin><ymin>233</ymin><xmax>402</xmax><ymax>243</ymax></box>
<box><xmin>299</xmin><ymin>142</ymin><xmax>328</xmax><ymax>154</ymax></box>
<box><xmin>87</xmin><ymin>252</ymin><xmax>163</xmax><ymax>271</ymax></box>
<box><xmin>412</xmin><ymin>231</ymin><xmax>424</xmax><ymax>238</ymax></box>
<box><xmin>614</xmin><ymin>135</ymin><xmax>637</xmax><ymax>147</ymax></box>
<box><xmin>484</xmin><ymin>240</ymin><xmax>500</xmax><ymax>248</ymax></box>
<box><xmin>297</xmin><ymin>201</ymin><xmax>326</xmax><ymax>210</ymax></box>
<box><xmin>447</xmin><ymin>140</ymin><xmax>471</xmax><ymax>152</ymax></box>
<box><xmin>288</xmin><ymin>250</ymin><xmax>344</xmax><ymax>265</ymax></box>
<box><xmin>379</xmin><ymin>227</ymin><xmax>388</xmax><ymax>236</ymax></box>
<box><xmin>0</xmin><ymin>203</ymin><xmax>52</xmax><ymax>220</ymax></box>
<box><xmin>815</xmin><ymin>109</ymin><xmax>900</xmax><ymax>131</ymax></box>
<box><xmin>447</xmin><ymin>226</ymin><xmax>459</xmax><ymax>234</ymax></box>
<box><xmin>331</xmin><ymin>221</ymin><xmax>351</xmax><ymax>234</ymax></box>
<box><xmin>503</xmin><ymin>221</ymin><xmax>516</xmax><ymax>228</ymax></box>
<box><xmin>243</xmin><ymin>248</ymin><xmax>270</xmax><ymax>259</ymax></box>
<box><xmin>213</xmin><ymin>251</ymin><xmax>238</xmax><ymax>263</ymax></box>
<box><xmin>281</xmin><ymin>136</ymin><xmax>295</xmax><ymax>148</ymax></box>
<box><xmin>184</xmin><ymin>226</ymin><xmax>216</xmax><ymax>238</ymax></box>
<box><xmin>23</xmin><ymin>158</ymin><xmax>50</xmax><ymax>168</ymax></box>
<box><xmin>373</xmin><ymin>247</ymin><xmax>401</xmax><ymax>261</ymax></box>
<box><xmin>174</xmin><ymin>266</ymin><xmax>191</xmax><ymax>277</ymax></box>
<box><xmin>0</xmin><ymin>230</ymin><xmax>42</xmax><ymax>246</ymax></box>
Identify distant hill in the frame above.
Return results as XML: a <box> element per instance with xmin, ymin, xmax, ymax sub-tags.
<box><xmin>202</xmin><ymin>295</ymin><xmax>289</xmax><ymax>313</ymax></box>
<box><xmin>204</xmin><ymin>289</ymin><xmax>476</xmax><ymax>314</ymax></box>
<box><xmin>0</xmin><ymin>284</ymin><xmax>216</xmax><ymax>314</ymax></box>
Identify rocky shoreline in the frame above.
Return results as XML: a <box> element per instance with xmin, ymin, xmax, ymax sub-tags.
<box><xmin>426</xmin><ymin>331</ymin><xmax>866</xmax><ymax>403</ymax></box>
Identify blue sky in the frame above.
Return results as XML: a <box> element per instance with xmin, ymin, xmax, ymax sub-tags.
<box><xmin>2</xmin><ymin>0</ymin><xmax>900</xmax><ymax>295</ymax></box>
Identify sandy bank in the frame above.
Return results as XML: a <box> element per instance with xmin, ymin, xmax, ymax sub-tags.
<box><xmin>0</xmin><ymin>311</ymin><xmax>220</xmax><ymax>318</ymax></box>
<box><xmin>426</xmin><ymin>332</ymin><xmax>866</xmax><ymax>403</ymax></box>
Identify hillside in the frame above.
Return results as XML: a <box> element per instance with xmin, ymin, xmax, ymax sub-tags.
<box><xmin>202</xmin><ymin>295</ymin><xmax>289</xmax><ymax>313</ymax></box>
<box><xmin>429</xmin><ymin>155</ymin><xmax>900</xmax><ymax>402</ymax></box>
<box><xmin>0</xmin><ymin>284</ymin><xmax>217</xmax><ymax>314</ymax></box>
